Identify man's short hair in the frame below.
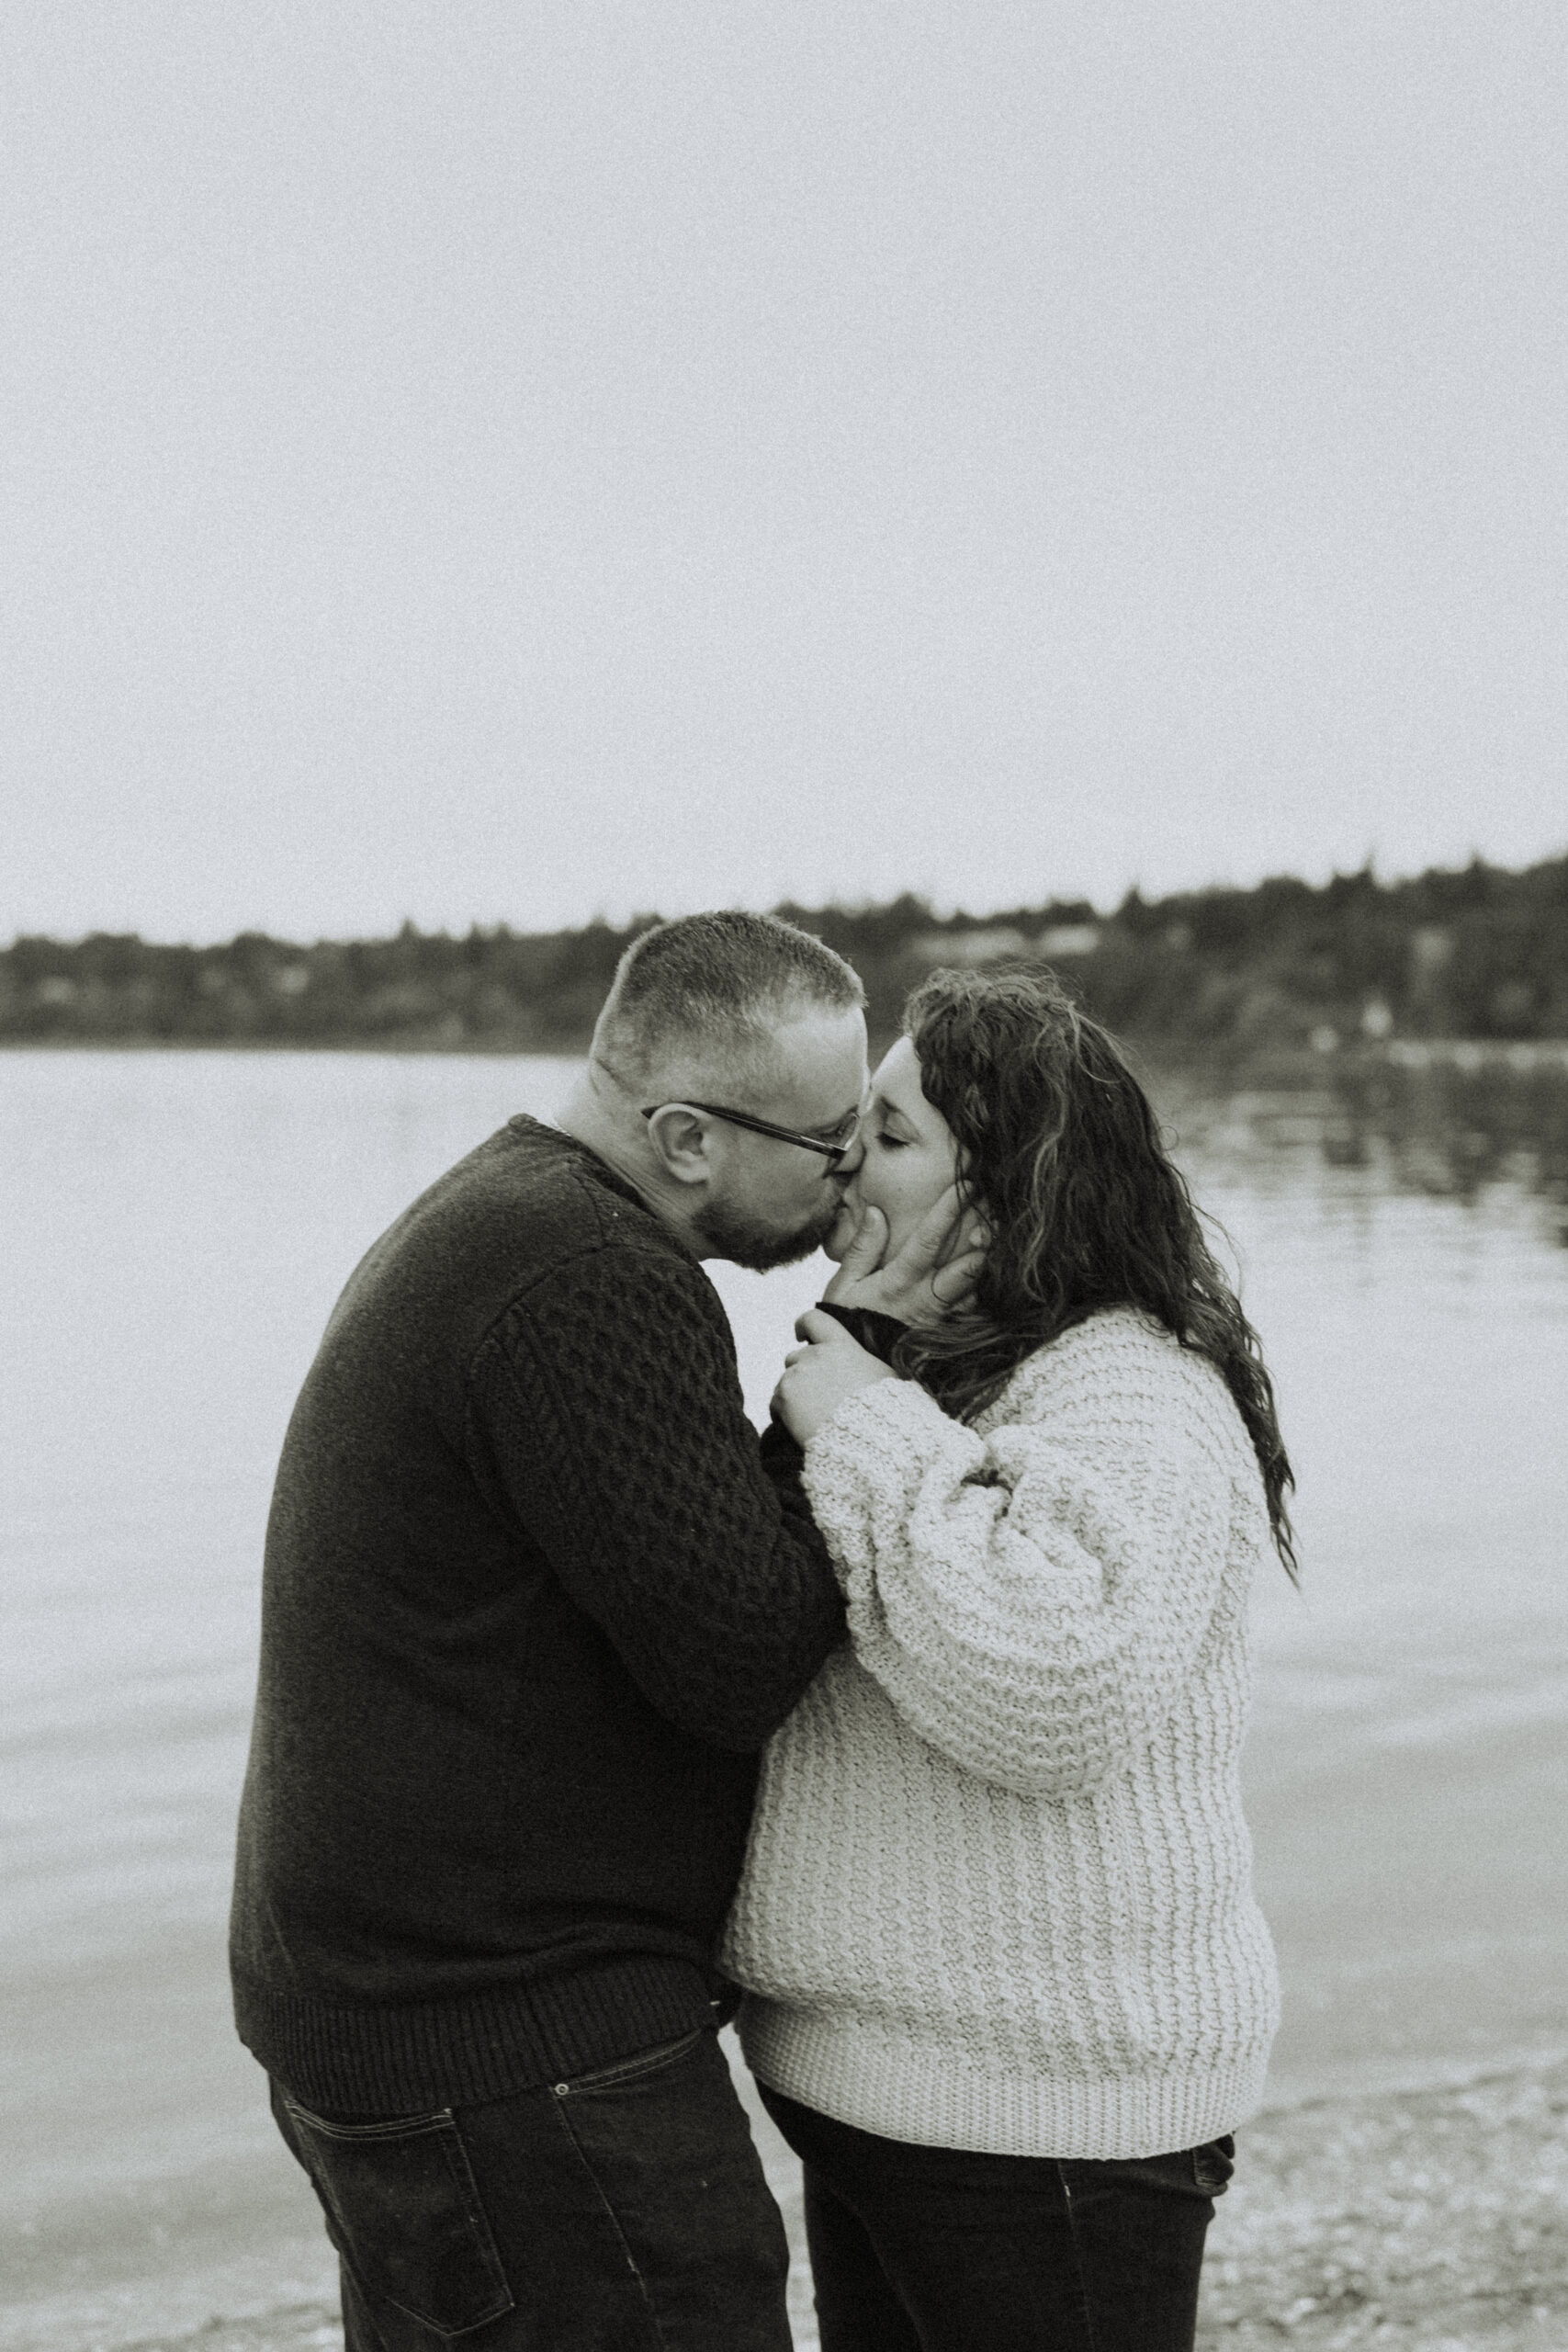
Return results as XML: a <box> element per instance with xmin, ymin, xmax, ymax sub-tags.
<box><xmin>592</xmin><ymin>911</ymin><xmax>864</xmax><ymax>1097</ymax></box>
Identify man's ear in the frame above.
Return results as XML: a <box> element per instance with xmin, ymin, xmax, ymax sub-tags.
<box><xmin>643</xmin><ymin>1103</ymin><xmax>715</xmax><ymax>1189</ymax></box>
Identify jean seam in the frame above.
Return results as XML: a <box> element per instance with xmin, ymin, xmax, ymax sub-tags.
<box><xmin>1055</xmin><ymin>2160</ymin><xmax>1102</xmax><ymax>2352</ymax></box>
<box><xmin>339</xmin><ymin>2268</ymin><xmax>395</xmax><ymax>2352</ymax></box>
<box><xmin>546</xmin><ymin>2091</ymin><xmax>668</xmax><ymax>2349</ymax></box>
<box><xmin>281</xmin><ymin>2095</ymin><xmax>454</xmax><ymax>2142</ymax></box>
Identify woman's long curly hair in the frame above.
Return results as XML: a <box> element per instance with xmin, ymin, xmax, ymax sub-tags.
<box><xmin>891</xmin><ymin>965</ymin><xmax>1298</xmax><ymax>1577</ymax></box>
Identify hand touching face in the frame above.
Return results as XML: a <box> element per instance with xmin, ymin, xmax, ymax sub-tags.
<box><xmin>824</xmin><ymin>1182</ymin><xmax>987</xmax><ymax>1327</ymax></box>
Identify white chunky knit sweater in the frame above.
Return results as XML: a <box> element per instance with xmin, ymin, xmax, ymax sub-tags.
<box><xmin>723</xmin><ymin>1306</ymin><xmax>1280</xmax><ymax>2161</ymax></box>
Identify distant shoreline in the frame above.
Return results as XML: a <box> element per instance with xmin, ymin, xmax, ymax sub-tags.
<box><xmin>6</xmin><ymin>855</ymin><xmax>1568</xmax><ymax>1062</ymax></box>
<box><xmin>8</xmin><ymin>1030</ymin><xmax>1568</xmax><ymax>1068</ymax></box>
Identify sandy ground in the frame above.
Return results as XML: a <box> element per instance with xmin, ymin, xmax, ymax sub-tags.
<box><xmin>6</xmin><ymin>2054</ymin><xmax>1564</xmax><ymax>2352</ymax></box>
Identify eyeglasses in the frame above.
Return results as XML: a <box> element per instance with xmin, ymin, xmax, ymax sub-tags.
<box><xmin>640</xmin><ymin>1100</ymin><xmax>862</xmax><ymax>1169</ymax></box>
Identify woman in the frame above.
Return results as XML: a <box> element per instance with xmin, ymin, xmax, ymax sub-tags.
<box><xmin>723</xmin><ymin>965</ymin><xmax>1293</xmax><ymax>2352</ymax></box>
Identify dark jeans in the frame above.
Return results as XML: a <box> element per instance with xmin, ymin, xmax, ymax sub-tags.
<box><xmin>269</xmin><ymin>2026</ymin><xmax>792</xmax><ymax>2351</ymax></box>
<box><xmin>761</xmin><ymin>2085</ymin><xmax>1233</xmax><ymax>2352</ymax></box>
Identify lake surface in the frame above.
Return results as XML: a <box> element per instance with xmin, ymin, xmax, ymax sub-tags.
<box><xmin>4</xmin><ymin>1049</ymin><xmax>1566</xmax><ymax>2345</ymax></box>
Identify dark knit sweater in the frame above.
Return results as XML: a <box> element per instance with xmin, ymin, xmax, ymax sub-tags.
<box><xmin>230</xmin><ymin>1116</ymin><xmax>845</xmax><ymax>2114</ymax></box>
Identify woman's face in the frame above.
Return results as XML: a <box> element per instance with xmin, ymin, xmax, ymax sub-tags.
<box><xmin>829</xmin><ymin>1035</ymin><xmax>962</xmax><ymax>1264</ymax></box>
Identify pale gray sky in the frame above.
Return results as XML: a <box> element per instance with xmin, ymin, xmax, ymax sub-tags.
<box><xmin>5</xmin><ymin>2</ymin><xmax>1564</xmax><ymax>942</ymax></box>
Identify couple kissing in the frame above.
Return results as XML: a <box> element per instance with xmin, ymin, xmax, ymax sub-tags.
<box><xmin>231</xmin><ymin>909</ymin><xmax>1292</xmax><ymax>2352</ymax></box>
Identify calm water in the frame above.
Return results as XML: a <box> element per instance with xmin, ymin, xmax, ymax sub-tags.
<box><xmin>4</xmin><ymin>1050</ymin><xmax>1567</xmax><ymax>2283</ymax></box>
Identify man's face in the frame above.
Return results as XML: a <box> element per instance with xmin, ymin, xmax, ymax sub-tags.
<box><xmin>691</xmin><ymin>1004</ymin><xmax>869</xmax><ymax>1272</ymax></box>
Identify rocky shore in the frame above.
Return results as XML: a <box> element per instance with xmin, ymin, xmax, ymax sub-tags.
<box><xmin>24</xmin><ymin>2056</ymin><xmax>1563</xmax><ymax>2352</ymax></box>
<box><xmin>1198</xmin><ymin>2058</ymin><xmax>1568</xmax><ymax>2349</ymax></box>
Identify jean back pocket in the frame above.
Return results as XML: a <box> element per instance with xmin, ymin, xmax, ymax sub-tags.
<box><xmin>278</xmin><ymin>2093</ymin><xmax>514</xmax><ymax>2340</ymax></box>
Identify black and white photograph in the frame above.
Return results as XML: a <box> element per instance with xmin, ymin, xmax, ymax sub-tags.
<box><xmin>4</xmin><ymin>6</ymin><xmax>1566</xmax><ymax>2349</ymax></box>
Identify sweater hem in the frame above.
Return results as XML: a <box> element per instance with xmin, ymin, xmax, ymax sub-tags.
<box><xmin>234</xmin><ymin>1953</ymin><xmax>717</xmax><ymax>2114</ymax></box>
<box><xmin>739</xmin><ymin>1999</ymin><xmax>1273</xmax><ymax>2161</ymax></box>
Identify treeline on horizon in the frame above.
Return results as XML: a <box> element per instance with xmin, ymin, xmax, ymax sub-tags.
<box><xmin>5</xmin><ymin>854</ymin><xmax>1566</xmax><ymax>1058</ymax></box>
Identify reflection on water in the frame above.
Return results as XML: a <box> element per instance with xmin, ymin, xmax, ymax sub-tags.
<box><xmin>1161</xmin><ymin>1056</ymin><xmax>1568</xmax><ymax>1238</ymax></box>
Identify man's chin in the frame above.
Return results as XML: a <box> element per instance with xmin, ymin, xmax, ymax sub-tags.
<box><xmin>694</xmin><ymin>1194</ymin><xmax>845</xmax><ymax>1276</ymax></box>
<box><xmin>731</xmin><ymin>1234</ymin><xmax>828</xmax><ymax>1274</ymax></box>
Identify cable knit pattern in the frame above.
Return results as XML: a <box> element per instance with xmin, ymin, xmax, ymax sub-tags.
<box><xmin>722</xmin><ymin>1307</ymin><xmax>1280</xmax><ymax>2161</ymax></box>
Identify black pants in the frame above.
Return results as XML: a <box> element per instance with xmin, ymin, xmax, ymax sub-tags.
<box><xmin>269</xmin><ymin>2026</ymin><xmax>793</xmax><ymax>2351</ymax></box>
<box><xmin>761</xmin><ymin>2084</ymin><xmax>1232</xmax><ymax>2352</ymax></box>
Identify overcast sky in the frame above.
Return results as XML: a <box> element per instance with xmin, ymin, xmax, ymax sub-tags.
<box><xmin>5</xmin><ymin>3</ymin><xmax>1564</xmax><ymax>944</ymax></box>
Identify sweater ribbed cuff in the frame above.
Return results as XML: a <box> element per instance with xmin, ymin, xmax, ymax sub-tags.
<box><xmin>234</xmin><ymin>1953</ymin><xmax>716</xmax><ymax>2114</ymax></box>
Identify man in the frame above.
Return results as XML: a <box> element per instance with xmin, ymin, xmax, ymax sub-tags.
<box><xmin>231</xmin><ymin>910</ymin><xmax>971</xmax><ymax>2352</ymax></box>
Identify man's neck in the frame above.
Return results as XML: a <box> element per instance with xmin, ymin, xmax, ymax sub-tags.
<box><xmin>553</xmin><ymin>1069</ymin><xmax>705</xmax><ymax>1252</ymax></box>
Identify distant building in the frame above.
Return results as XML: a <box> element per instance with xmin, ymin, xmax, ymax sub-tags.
<box><xmin>909</xmin><ymin>927</ymin><xmax>1030</xmax><ymax>964</ymax></box>
<box><xmin>1036</xmin><ymin>924</ymin><xmax>1100</xmax><ymax>958</ymax></box>
<box><xmin>909</xmin><ymin>923</ymin><xmax>1100</xmax><ymax>966</ymax></box>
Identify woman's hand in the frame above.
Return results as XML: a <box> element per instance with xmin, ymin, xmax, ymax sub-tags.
<box><xmin>823</xmin><ymin>1185</ymin><xmax>988</xmax><ymax>1329</ymax></box>
<box><xmin>773</xmin><ymin>1310</ymin><xmax>898</xmax><ymax>1445</ymax></box>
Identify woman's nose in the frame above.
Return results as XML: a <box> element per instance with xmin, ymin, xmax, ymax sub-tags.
<box><xmin>834</xmin><ymin>1131</ymin><xmax>867</xmax><ymax>1179</ymax></box>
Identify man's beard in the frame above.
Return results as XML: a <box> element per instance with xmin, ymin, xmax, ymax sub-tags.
<box><xmin>693</xmin><ymin>1185</ymin><xmax>848</xmax><ymax>1273</ymax></box>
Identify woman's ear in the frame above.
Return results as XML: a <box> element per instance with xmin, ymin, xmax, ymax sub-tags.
<box><xmin>643</xmin><ymin>1103</ymin><xmax>715</xmax><ymax>1189</ymax></box>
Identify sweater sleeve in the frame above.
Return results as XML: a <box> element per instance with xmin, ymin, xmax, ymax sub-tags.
<box><xmin>798</xmin><ymin>1341</ymin><xmax>1239</xmax><ymax>1796</ymax></box>
<box><xmin>466</xmin><ymin>1239</ymin><xmax>845</xmax><ymax>1754</ymax></box>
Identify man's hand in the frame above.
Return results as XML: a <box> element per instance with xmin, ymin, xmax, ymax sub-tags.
<box><xmin>773</xmin><ymin>1310</ymin><xmax>898</xmax><ymax>1445</ymax></box>
<box><xmin>823</xmin><ymin>1185</ymin><xmax>988</xmax><ymax>1329</ymax></box>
